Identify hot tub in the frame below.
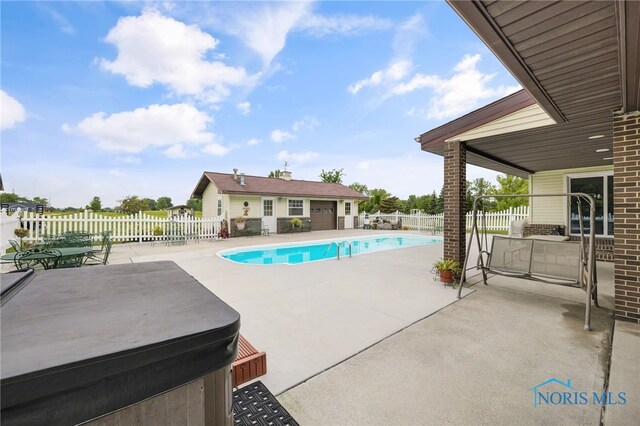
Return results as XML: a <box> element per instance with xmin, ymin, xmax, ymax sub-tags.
<box><xmin>1</xmin><ymin>261</ymin><xmax>240</xmax><ymax>425</ymax></box>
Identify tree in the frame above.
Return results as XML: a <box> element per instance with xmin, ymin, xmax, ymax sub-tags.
<box><xmin>268</xmin><ymin>170</ymin><xmax>281</xmax><ymax>178</ymax></box>
<box><xmin>491</xmin><ymin>174</ymin><xmax>529</xmax><ymax>211</ymax></box>
<box><xmin>380</xmin><ymin>196</ymin><xmax>402</xmax><ymax>213</ymax></box>
<box><xmin>348</xmin><ymin>182</ymin><xmax>369</xmax><ymax>196</ymax></box>
<box><xmin>32</xmin><ymin>197</ymin><xmax>49</xmax><ymax>209</ymax></box>
<box><xmin>466</xmin><ymin>178</ymin><xmax>496</xmax><ymax>212</ymax></box>
<box><xmin>319</xmin><ymin>168</ymin><xmax>345</xmax><ymax>183</ymax></box>
<box><xmin>143</xmin><ymin>198</ymin><xmax>157</xmax><ymax>210</ymax></box>
<box><xmin>87</xmin><ymin>196</ymin><xmax>102</xmax><ymax>211</ymax></box>
<box><xmin>156</xmin><ymin>196</ymin><xmax>173</xmax><ymax>210</ymax></box>
<box><xmin>186</xmin><ymin>198</ymin><xmax>203</xmax><ymax>211</ymax></box>
<box><xmin>361</xmin><ymin>188</ymin><xmax>390</xmax><ymax>213</ymax></box>
<box><xmin>118</xmin><ymin>196</ymin><xmax>148</xmax><ymax>215</ymax></box>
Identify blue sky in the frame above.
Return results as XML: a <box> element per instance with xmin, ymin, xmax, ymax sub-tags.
<box><xmin>1</xmin><ymin>1</ymin><xmax>520</xmax><ymax>208</ymax></box>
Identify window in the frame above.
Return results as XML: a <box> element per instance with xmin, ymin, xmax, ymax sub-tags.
<box><xmin>288</xmin><ymin>199</ymin><xmax>303</xmax><ymax>216</ymax></box>
<box><xmin>568</xmin><ymin>174</ymin><xmax>613</xmax><ymax>236</ymax></box>
<box><xmin>217</xmin><ymin>198</ymin><xmax>223</xmax><ymax>217</ymax></box>
<box><xmin>345</xmin><ymin>202</ymin><xmax>351</xmax><ymax>215</ymax></box>
<box><xmin>263</xmin><ymin>199</ymin><xmax>273</xmax><ymax>216</ymax></box>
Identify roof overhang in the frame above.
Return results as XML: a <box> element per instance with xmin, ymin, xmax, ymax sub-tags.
<box><xmin>418</xmin><ymin>0</ymin><xmax>639</xmax><ymax>175</ymax></box>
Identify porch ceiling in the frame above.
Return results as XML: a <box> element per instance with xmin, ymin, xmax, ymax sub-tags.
<box><xmin>419</xmin><ymin>0</ymin><xmax>640</xmax><ymax>176</ymax></box>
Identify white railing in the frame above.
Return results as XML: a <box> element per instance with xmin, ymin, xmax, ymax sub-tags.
<box><xmin>359</xmin><ymin>206</ymin><xmax>530</xmax><ymax>232</ymax></box>
<box><xmin>14</xmin><ymin>210</ymin><xmax>225</xmax><ymax>244</ymax></box>
<box><xmin>0</xmin><ymin>208</ymin><xmax>23</xmax><ymax>254</ymax></box>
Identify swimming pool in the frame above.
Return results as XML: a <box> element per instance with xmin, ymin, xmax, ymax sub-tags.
<box><xmin>218</xmin><ymin>234</ymin><xmax>442</xmax><ymax>265</ymax></box>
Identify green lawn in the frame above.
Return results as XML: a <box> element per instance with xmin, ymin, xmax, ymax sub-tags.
<box><xmin>45</xmin><ymin>210</ymin><xmax>202</xmax><ymax>218</ymax></box>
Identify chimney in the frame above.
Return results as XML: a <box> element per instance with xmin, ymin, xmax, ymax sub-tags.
<box><xmin>280</xmin><ymin>170</ymin><xmax>292</xmax><ymax>181</ymax></box>
<box><xmin>233</xmin><ymin>168</ymin><xmax>238</xmax><ymax>180</ymax></box>
<box><xmin>240</xmin><ymin>173</ymin><xmax>245</xmax><ymax>185</ymax></box>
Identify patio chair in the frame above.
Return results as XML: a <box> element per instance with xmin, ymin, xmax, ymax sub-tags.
<box><xmin>262</xmin><ymin>225</ymin><xmax>270</xmax><ymax>236</ymax></box>
<box><xmin>84</xmin><ymin>238</ymin><xmax>113</xmax><ymax>266</ymax></box>
<box><xmin>9</xmin><ymin>239</ymin><xmax>21</xmax><ymax>252</ymax></box>
<box><xmin>508</xmin><ymin>219</ymin><xmax>529</xmax><ymax>238</ymax></box>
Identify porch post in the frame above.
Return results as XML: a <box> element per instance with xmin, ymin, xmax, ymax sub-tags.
<box><xmin>613</xmin><ymin>111</ymin><xmax>640</xmax><ymax>323</ymax></box>
<box><xmin>443</xmin><ymin>140</ymin><xmax>466</xmax><ymax>265</ymax></box>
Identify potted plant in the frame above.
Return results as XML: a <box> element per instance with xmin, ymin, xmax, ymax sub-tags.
<box><xmin>235</xmin><ymin>216</ymin><xmax>247</xmax><ymax>230</ymax></box>
<box><xmin>289</xmin><ymin>217</ymin><xmax>303</xmax><ymax>231</ymax></box>
<box><xmin>433</xmin><ymin>258</ymin><xmax>461</xmax><ymax>285</ymax></box>
<box><xmin>14</xmin><ymin>228</ymin><xmax>29</xmax><ymax>250</ymax></box>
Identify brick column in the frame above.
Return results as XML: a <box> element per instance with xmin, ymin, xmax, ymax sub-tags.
<box><xmin>613</xmin><ymin>111</ymin><xmax>640</xmax><ymax>322</ymax></box>
<box><xmin>444</xmin><ymin>140</ymin><xmax>466</xmax><ymax>264</ymax></box>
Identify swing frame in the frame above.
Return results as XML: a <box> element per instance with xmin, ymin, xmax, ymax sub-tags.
<box><xmin>457</xmin><ymin>193</ymin><xmax>598</xmax><ymax>331</ymax></box>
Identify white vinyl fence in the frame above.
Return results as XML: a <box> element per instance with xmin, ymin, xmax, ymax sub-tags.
<box><xmin>359</xmin><ymin>206</ymin><xmax>529</xmax><ymax>232</ymax></box>
<box><xmin>4</xmin><ymin>210</ymin><xmax>224</xmax><ymax>246</ymax></box>
<box><xmin>0</xmin><ymin>209</ymin><xmax>22</xmax><ymax>254</ymax></box>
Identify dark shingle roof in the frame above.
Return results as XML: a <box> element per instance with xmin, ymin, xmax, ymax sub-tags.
<box><xmin>191</xmin><ymin>172</ymin><xmax>367</xmax><ymax>200</ymax></box>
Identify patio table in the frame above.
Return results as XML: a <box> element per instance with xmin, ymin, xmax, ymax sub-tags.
<box><xmin>1</xmin><ymin>247</ymin><xmax>94</xmax><ymax>270</ymax></box>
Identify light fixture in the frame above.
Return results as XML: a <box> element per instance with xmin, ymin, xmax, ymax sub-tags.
<box><xmin>414</xmin><ymin>136</ymin><xmax>421</xmax><ymax>142</ymax></box>
<box><xmin>588</xmin><ymin>135</ymin><xmax>605</xmax><ymax>140</ymax></box>
<box><xmin>603</xmin><ymin>157</ymin><xmax>613</xmax><ymax>160</ymax></box>
<box><xmin>596</xmin><ymin>148</ymin><xmax>610</xmax><ymax>153</ymax></box>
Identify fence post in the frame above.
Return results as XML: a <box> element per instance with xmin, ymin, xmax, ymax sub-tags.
<box><xmin>138</xmin><ymin>211</ymin><xmax>143</xmax><ymax>243</ymax></box>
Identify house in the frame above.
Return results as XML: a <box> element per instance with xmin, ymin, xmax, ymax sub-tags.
<box><xmin>417</xmin><ymin>1</ymin><xmax>639</xmax><ymax>323</ymax></box>
<box><xmin>166</xmin><ymin>204</ymin><xmax>195</xmax><ymax>218</ymax></box>
<box><xmin>191</xmin><ymin>169</ymin><xmax>366</xmax><ymax>234</ymax></box>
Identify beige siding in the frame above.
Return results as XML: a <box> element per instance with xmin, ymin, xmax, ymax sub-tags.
<box><xmin>229</xmin><ymin>195</ymin><xmax>262</xmax><ymax>219</ymax></box>
<box><xmin>530</xmin><ymin>165</ymin><xmax>613</xmax><ymax>225</ymax></box>
<box><xmin>447</xmin><ymin>104</ymin><xmax>555</xmax><ymax>142</ymax></box>
<box><xmin>201</xmin><ymin>184</ymin><xmax>219</xmax><ymax>218</ymax></box>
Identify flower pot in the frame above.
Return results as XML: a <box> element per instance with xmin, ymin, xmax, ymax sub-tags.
<box><xmin>236</xmin><ymin>222</ymin><xmax>246</xmax><ymax>231</ymax></box>
<box><xmin>439</xmin><ymin>270</ymin><xmax>454</xmax><ymax>285</ymax></box>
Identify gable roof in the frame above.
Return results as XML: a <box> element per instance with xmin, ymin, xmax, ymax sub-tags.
<box><xmin>191</xmin><ymin>172</ymin><xmax>367</xmax><ymax>200</ymax></box>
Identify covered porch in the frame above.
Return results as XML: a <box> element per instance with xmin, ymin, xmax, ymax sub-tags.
<box><xmin>417</xmin><ymin>0</ymin><xmax>640</xmax><ymax>324</ymax></box>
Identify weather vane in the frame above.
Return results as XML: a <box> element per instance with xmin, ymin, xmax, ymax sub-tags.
<box><xmin>283</xmin><ymin>161</ymin><xmax>289</xmax><ymax>171</ymax></box>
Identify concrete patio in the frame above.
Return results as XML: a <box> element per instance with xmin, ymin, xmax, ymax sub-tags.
<box><xmin>105</xmin><ymin>231</ymin><xmax>638</xmax><ymax>424</ymax></box>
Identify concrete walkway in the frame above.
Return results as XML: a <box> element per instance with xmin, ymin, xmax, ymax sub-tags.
<box><xmin>97</xmin><ymin>232</ymin><xmax>640</xmax><ymax>423</ymax></box>
<box><xmin>108</xmin><ymin>230</ymin><xmax>470</xmax><ymax>394</ymax></box>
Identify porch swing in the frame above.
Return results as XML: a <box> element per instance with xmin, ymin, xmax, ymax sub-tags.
<box><xmin>457</xmin><ymin>193</ymin><xmax>599</xmax><ymax>331</ymax></box>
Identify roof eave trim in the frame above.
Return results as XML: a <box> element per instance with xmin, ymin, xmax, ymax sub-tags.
<box><xmin>447</xmin><ymin>0</ymin><xmax>567</xmax><ymax>123</ymax></box>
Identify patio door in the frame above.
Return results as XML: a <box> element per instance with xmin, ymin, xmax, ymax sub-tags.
<box><xmin>262</xmin><ymin>197</ymin><xmax>276</xmax><ymax>233</ymax></box>
<box><xmin>344</xmin><ymin>202</ymin><xmax>354</xmax><ymax>229</ymax></box>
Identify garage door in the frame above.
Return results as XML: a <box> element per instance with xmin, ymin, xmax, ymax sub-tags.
<box><xmin>310</xmin><ymin>201</ymin><xmax>336</xmax><ymax>231</ymax></box>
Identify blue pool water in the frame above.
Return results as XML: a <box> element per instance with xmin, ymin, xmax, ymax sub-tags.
<box><xmin>218</xmin><ymin>234</ymin><xmax>442</xmax><ymax>265</ymax></box>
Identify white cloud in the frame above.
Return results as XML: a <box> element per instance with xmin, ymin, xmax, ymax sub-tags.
<box><xmin>277</xmin><ymin>150</ymin><xmax>318</xmax><ymax>164</ymax></box>
<box><xmin>392</xmin><ymin>13</ymin><xmax>425</xmax><ymax>59</ymax></box>
<box><xmin>202</xmin><ymin>143</ymin><xmax>231</xmax><ymax>156</ymax></box>
<box><xmin>108</xmin><ymin>168</ymin><xmax>125</xmax><ymax>177</ymax></box>
<box><xmin>292</xmin><ymin>115</ymin><xmax>319</xmax><ymax>131</ymax></box>
<box><xmin>65</xmin><ymin>103</ymin><xmax>215</xmax><ymax>153</ymax></box>
<box><xmin>247</xmin><ymin>138</ymin><xmax>261</xmax><ymax>146</ymax></box>
<box><xmin>391</xmin><ymin>54</ymin><xmax>521</xmax><ymax>120</ymax></box>
<box><xmin>164</xmin><ymin>144</ymin><xmax>192</xmax><ymax>158</ymax></box>
<box><xmin>1</xmin><ymin>90</ymin><xmax>26</xmax><ymax>130</ymax></box>
<box><xmin>348</xmin><ymin>60</ymin><xmax>412</xmax><ymax>94</ymax></box>
<box><xmin>237</xmin><ymin>101</ymin><xmax>251</xmax><ymax>115</ymax></box>
<box><xmin>188</xmin><ymin>3</ymin><xmax>391</xmax><ymax>66</ymax></box>
<box><xmin>40</xmin><ymin>4</ymin><xmax>76</xmax><ymax>35</ymax></box>
<box><xmin>297</xmin><ymin>14</ymin><xmax>392</xmax><ymax>37</ymax></box>
<box><xmin>116</xmin><ymin>155</ymin><xmax>141</xmax><ymax>164</ymax></box>
<box><xmin>223</xmin><ymin>2</ymin><xmax>312</xmax><ymax>65</ymax></box>
<box><xmin>271</xmin><ymin>129</ymin><xmax>295</xmax><ymax>143</ymax></box>
<box><xmin>98</xmin><ymin>10</ymin><xmax>257</xmax><ymax>103</ymax></box>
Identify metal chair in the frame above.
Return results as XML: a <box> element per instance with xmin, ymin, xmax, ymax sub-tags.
<box><xmin>84</xmin><ymin>236</ymin><xmax>113</xmax><ymax>266</ymax></box>
<box><xmin>9</xmin><ymin>239</ymin><xmax>21</xmax><ymax>252</ymax></box>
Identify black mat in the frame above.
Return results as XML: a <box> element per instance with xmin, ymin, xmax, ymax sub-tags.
<box><xmin>233</xmin><ymin>381</ymin><xmax>299</xmax><ymax>426</ymax></box>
